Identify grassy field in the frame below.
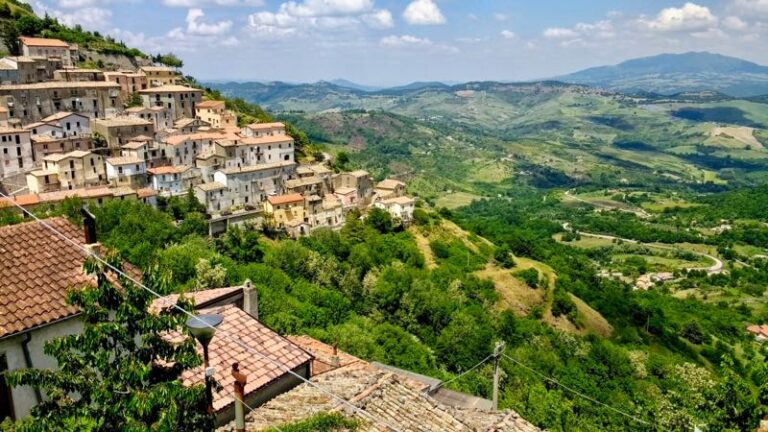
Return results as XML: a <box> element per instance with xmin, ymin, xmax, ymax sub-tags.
<box><xmin>435</xmin><ymin>192</ymin><xmax>484</xmax><ymax>209</ymax></box>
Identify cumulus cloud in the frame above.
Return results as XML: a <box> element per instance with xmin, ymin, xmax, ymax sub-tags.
<box><xmin>500</xmin><ymin>30</ymin><xmax>516</xmax><ymax>39</ymax></box>
<box><xmin>731</xmin><ymin>0</ymin><xmax>768</xmax><ymax>17</ymax></box>
<box><xmin>380</xmin><ymin>34</ymin><xmax>432</xmax><ymax>46</ymax></box>
<box><xmin>186</xmin><ymin>8</ymin><xmax>232</xmax><ymax>35</ymax></box>
<box><xmin>641</xmin><ymin>2</ymin><xmax>717</xmax><ymax>32</ymax></box>
<box><xmin>49</xmin><ymin>7</ymin><xmax>113</xmax><ymax>31</ymax></box>
<box><xmin>248</xmin><ymin>0</ymin><xmax>392</xmax><ymax>37</ymax></box>
<box><xmin>162</xmin><ymin>0</ymin><xmax>265</xmax><ymax>6</ymax></box>
<box><xmin>493</xmin><ymin>13</ymin><xmax>509</xmax><ymax>22</ymax></box>
<box><xmin>543</xmin><ymin>27</ymin><xmax>578</xmax><ymax>39</ymax></box>
<box><xmin>403</xmin><ymin>0</ymin><xmax>445</xmax><ymax>25</ymax></box>
<box><xmin>723</xmin><ymin>16</ymin><xmax>748</xmax><ymax>30</ymax></box>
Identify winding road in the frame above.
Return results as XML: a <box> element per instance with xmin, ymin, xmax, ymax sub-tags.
<box><xmin>562</xmin><ymin>223</ymin><xmax>724</xmax><ymax>274</ymax></box>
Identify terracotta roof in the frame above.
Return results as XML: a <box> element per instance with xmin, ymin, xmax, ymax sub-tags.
<box><xmin>136</xmin><ymin>188</ymin><xmax>158</xmax><ymax>198</ymax></box>
<box><xmin>147</xmin><ymin>166</ymin><xmax>181</xmax><ymax>175</ymax></box>
<box><xmin>0</xmin><ymin>194</ymin><xmax>41</xmax><ymax>208</ymax></box>
<box><xmin>139</xmin><ymin>66</ymin><xmax>178</xmax><ymax>72</ymax></box>
<box><xmin>0</xmin><ymin>81</ymin><xmax>119</xmax><ymax>90</ymax></box>
<box><xmin>41</xmin><ymin>111</ymin><xmax>87</xmax><ymax>123</ymax></box>
<box><xmin>222</xmin><ymin>340</ymin><xmax>540</xmax><ymax>432</ymax></box>
<box><xmin>196</xmin><ymin>181</ymin><xmax>227</xmax><ymax>192</ymax></box>
<box><xmin>287</xmin><ymin>336</ymin><xmax>363</xmax><ymax>376</ymax></box>
<box><xmin>238</xmin><ymin>135</ymin><xmax>293</xmax><ymax>146</ymax></box>
<box><xmin>138</xmin><ymin>85</ymin><xmax>201</xmax><ymax>93</ymax></box>
<box><xmin>121</xmin><ymin>141</ymin><xmax>148</xmax><ymax>150</ymax></box>
<box><xmin>245</xmin><ymin>122</ymin><xmax>285</xmax><ymax>130</ymax></box>
<box><xmin>381</xmin><ymin>196</ymin><xmax>415</xmax><ymax>205</ymax></box>
<box><xmin>0</xmin><ymin>217</ymin><xmax>90</xmax><ymax>338</ymax></box>
<box><xmin>93</xmin><ymin>117</ymin><xmax>152</xmax><ymax>127</ymax></box>
<box><xmin>219</xmin><ymin>161</ymin><xmax>295</xmax><ymax>175</ymax></box>
<box><xmin>376</xmin><ymin>179</ymin><xmax>405</xmax><ymax>190</ymax></box>
<box><xmin>19</xmin><ymin>36</ymin><xmax>70</xmax><ymax>48</ymax></box>
<box><xmin>171</xmin><ymin>304</ymin><xmax>313</xmax><ymax>411</ymax></box>
<box><xmin>286</xmin><ymin>176</ymin><xmax>322</xmax><ymax>189</ymax></box>
<box><xmin>267</xmin><ymin>193</ymin><xmax>304</xmax><ymax>205</ymax></box>
<box><xmin>164</xmin><ymin>132</ymin><xmax>225</xmax><ymax>146</ymax></box>
<box><xmin>106</xmin><ymin>156</ymin><xmax>143</xmax><ymax>166</ymax></box>
<box><xmin>150</xmin><ymin>286</ymin><xmax>243</xmax><ymax>314</ymax></box>
<box><xmin>196</xmin><ymin>100</ymin><xmax>225</xmax><ymax>109</ymax></box>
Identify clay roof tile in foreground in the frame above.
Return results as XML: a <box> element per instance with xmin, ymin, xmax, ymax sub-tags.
<box><xmin>0</xmin><ymin>217</ymin><xmax>90</xmax><ymax>338</ymax></box>
<box><xmin>19</xmin><ymin>36</ymin><xmax>70</xmax><ymax>48</ymax></box>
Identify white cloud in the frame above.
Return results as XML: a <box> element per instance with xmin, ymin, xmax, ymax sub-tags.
<box><xmin>574</xmin><ymin>20</ymin><xmax>614</xmax><ymax>39</ymax></box>
<box><xmin>403</xmin><ymin>0</ymin><xmax>445</xmax><ymax>25</ymax></box>
<box><xmin>380</xmin><ymin>34</ymin><xmax>432</xmax><ymax>47</ymax></box>
<box><xmin>493</xmin><ymin>13</ymin><xmax>509</xmax><ymax>22</ymax></box>
<box><xmin>248</xmin><ymin>0</ymin><xmax>392</xmax><ymax>37</ymax></box>
<box><xmin>51</xmin><ymin>7</ymin><xmax>113</xmax><ymax>31</ymax></box>
<box><xmin>500</xmin><ymin>30</ymin><xmax>516</xmax><ymax>39</ymax></box>
<box><xmin>162</xmin><ymin>0</ymin><xmax>265</xmax><ymax>6</ymax></box>
<box><xmin>731</xmin><ymin>0</ymin><xmax>768</xmax><ymax>17</ymax></box>
<box><xmin>362</xmin><ymin>9</ymin><xmax>394</xmax><ymax>29</ymax></box>
<box><xmin>642</xmin><ymin>2</ymin><xmax>717</xmax><ymax>32</ymax></box>
<box><xmin>281</xmin><ymin>0</ymin><xmax>374</xmax><ymax>17</ymax></box>
<box><xmin>543</xmin><ymin>27</ymin><xmax>578</xmax><ymax>39</ymax></box>
<box><xmin>723</xmin><ymin>16</ymin><xmax>748</xmax><ymax>30</ymax></box>
<box><xmin>186</xmin><ymin>8</ymin><xmax>232</xmax><ymax>35</ymax></box>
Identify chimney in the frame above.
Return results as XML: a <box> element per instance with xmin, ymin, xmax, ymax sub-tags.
<box><xmin>242</xmin><ymin>279</ymin><xmax>258</xmax><ymax>320</ymax></box>
<box><xmin>81</xmin><ymin>206</ymin><xmax>97</xmax><ymax>244</ymax></box>
<box><xmin>330</xmin><ymin>342</ymin><xmax>340</xmax><ymax>368</ymax></box>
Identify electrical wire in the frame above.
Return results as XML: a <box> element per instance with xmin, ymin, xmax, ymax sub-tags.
<box><xmin>502</xmin><ymin>353</ymin><xmax>659</xmax><ymax>429</ymax></box>
<box><xmin>0</xmin><ymin>191</ymin><xmax>402</xmax><ymax>432</ymax></box>
<box><xmin>433</xmin><ymin>353</ymin><xmax>494</xmax><ymax>391</ymax></box>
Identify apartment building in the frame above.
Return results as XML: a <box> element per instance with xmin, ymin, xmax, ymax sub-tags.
<box><xmin>139</xmin><ymin>66</ymin><xmax>180</xmax><ymax>87</ymax></box>
<box><xmin>194</xmin><ymin>181</ymin><xmax>227</xmax><ymax>213</ymax></box>
<box><xmin>125</xmin><ymin>105</ymin><xmax>173</xmax><ymax>131</ymax></box>
<box><xmin>195</xmin><ymin>100</ymin><xmax>236</xmax><ymax>129</ymax></box>
<box><xmin>105</xmin><ymin>156</ymin><xmax>147</xmax><ymax>187</ymax></box>
<box><xmin>120</xmin><ymin>139</ymin><xmax>166</xmax><ymax>168</ymax></box>
<box><xmin>0</xmin><ymin>81</ymin><xmax>122</xmax><ymax>123</ymax></box>
<box><xmin>374</xmin><ymin>178</ymin><xmax>406</xmax><ymax>199</ymax></box>
<box><xmin>0</xmin><ymin>56</ymin><xmax>60</xmax><ymax>84</ymax></box>
<box><xmin>305</xmin><ymin>194</ymin><xmax>344</xmax><ymax>230</ymax></box>
<box><xmin>30</xmin><ymin>135</ymin><xmax>93</xmax><ymax>165</ymax></box>
<box><xmin>28</xmin><ymin>150</ymin><xmax>105</xmax><ymax>192</ymax></box>
<box><xmin>53</xmin><ymin>69</ymin><xmax>104</xmax><ymax>82</ymax></box>
<box><xmin>374</xmin><ymin>196</ymin><xmax>416</xmax><ymax>222</ymax></box>
<box><xmin>162</xmin><ymin>132</ymin><xmax>225</xmax><ymax>166</ymax></box>
<box><xmin>147</xmin><ymin>165</ymin><xmax>201</xmax><ymax>195</ymax></box>
<box><xmin>92</xmin><ymin>117</ymin><xmax>154</xmax><ymax>150</ymax></box>
<box><xmin>138</xmin><ymin>85</ymin><xmax>202</xmax><ymax>120</ymax></box>
<box><xmin>18</xmin><ymin>37</ymin><xmax>78</xmax><ymax>67</ymax></box>
<box><xmin>0</xmin><ymin>127</ymin><xmax>32</xmax><ymax>179</ymax></box>
<box><xmin>212</xmin><ymin>160</ymin><xmax>297</xmax><ymax>211</ymax></box>
<box><xmin>332</xmin><ymin>170</ymin><xmax>374</xmax><ymax>204</ymax></box>
<box><xmin>240</xmin><ymin>122</ymin><xmax>287</xmax><ymax>138</ymax></box>
<box><xmin>264</xmin><ymin>193</ymin><xmax>306</xmax><ymax>229</ymax></box>
<box><xmin>103</xmin><ymin>70</ymin><xmax>147</xmax><ymax>98</ymax></box>
<box><xmin>26</xmin><ymin>112</ymin><xmax>90</xmax><ymax>138</ymax></box>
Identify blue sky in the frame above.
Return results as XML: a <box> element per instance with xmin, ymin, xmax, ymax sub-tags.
<box><xmin>27</xmin><ymin>0</ymin><xmax>768</xmax><ymax>85</ymax></box>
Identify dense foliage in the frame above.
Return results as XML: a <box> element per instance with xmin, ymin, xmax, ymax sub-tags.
<box><xmin>2</xmin><ymin>255</ymin><xmax>211</xmax><ymax>431</ymax></box>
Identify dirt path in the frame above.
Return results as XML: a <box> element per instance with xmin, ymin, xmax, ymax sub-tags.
<box><xmin>564</xmin><ymin>190</ymin><xmax>651</xmax><ymax>219</ymax></box>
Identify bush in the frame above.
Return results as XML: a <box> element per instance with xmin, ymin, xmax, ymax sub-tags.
<box><xmin>494</xmin><ymin>245</ymin><xmax>516</xmax><ymax>268</ymax></box>
<box><xmin>514</xmin><ymin>268</ymin><xmax>539</xmax><ymax>288</ymax></box>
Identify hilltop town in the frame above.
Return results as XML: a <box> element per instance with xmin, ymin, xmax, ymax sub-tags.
<box><xmin>0</xmin><ymin>35</ymin><xmax>415</xmax><ymax>235</ymax></box>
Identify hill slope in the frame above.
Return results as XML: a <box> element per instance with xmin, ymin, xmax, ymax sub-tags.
<box><xmin>556</xmin><ymin>51</ymin><xmax>768</xmax><ymax>97</ymax></box>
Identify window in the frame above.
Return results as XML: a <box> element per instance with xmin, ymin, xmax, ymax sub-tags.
<box><xmin>0</xmin><ymin>354</ymin><xmax>14</xmax><ymax>422</ymax></box>
<box><xmin>118</xmin><ymin>166</ymin><xmax>123</xmax><ymax>174</ymax></box>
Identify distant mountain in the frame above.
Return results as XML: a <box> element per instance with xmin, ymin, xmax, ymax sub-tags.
<box><xmin>329</xmin><ymin>79</ymin><xmax>383</xmax><ymax>92</ymax></box>
<box><xmin>385</xmin><ymin>81</ymin><xmax>451</xmax><ymax>92</ymax></box>
<box><xmin>556</xmin><ymin>52</ymin><xmax>768</xmax><ymax>97</ymax></box>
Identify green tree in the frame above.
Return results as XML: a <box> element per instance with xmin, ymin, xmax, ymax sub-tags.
<box><xmin>0</xmin><ymin>21</ymin><xmax>20</xmax><ymax>55</ymax></box>
<box><xmin>3</xmin><ymin>255</ymin><xmax>212</xmax><ymax>431</ymax></box>
<box><xmin>154</xmin><ymin>53</ymin><xmax>183</xmax><ymax>68</ymax></box>
<box><xmin>125</xmin><ymin>93</ymin><xmax>143</xmax><ymax>108</ymax></box>
<box><xmin>366</xmin><ymin>207</ymin><xmax>394</xmax><ymax>234</ymax></box>
<box><xmin>15</xmin><ymin>15</ymin><xmax>43</xmax><ymax>36</ymax></box>
<box><xmin>494</xmin><ymin>245</ymin><xmax>516</xmax><ymax>269</ymax></box>
<box><xmin>215</xmin><ymin>225</ymin><xmax>264</xmax><ymax>263</ymax></box>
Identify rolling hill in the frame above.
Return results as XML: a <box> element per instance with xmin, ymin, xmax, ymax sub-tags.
<box><xmin>555</xmin><ymin>51</ymin><xmax>768</xmax><ymax>97</ymax></box>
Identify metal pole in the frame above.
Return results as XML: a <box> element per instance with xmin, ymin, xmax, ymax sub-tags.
<box><xmin>232</xmin><ymin>362</ymin><xmax>248</xmax><ymax>432</ymax></box>
<box><xmin>203</xmin><ymin>342</ymin><xmax>214</xmax><ymax>415</ymax></box>
<box><xmin>492</xmin><ymin>341</ymin><xmax>505</xmax><ymax>411</ymax></box>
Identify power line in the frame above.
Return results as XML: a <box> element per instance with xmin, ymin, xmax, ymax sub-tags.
<box><xmin>0</xmin><ymin>192</ymin><xmax>402</xmax><ymax>432</ymax></box>
<box><xmin>433</xmin><ymin>353</ymin><xmax>494</xmax><ymax>390</ymax></box>
<box><xmin>501</xmin><ymin>353</ymin><xmax>659</xmax><ymax>429</ymax></box>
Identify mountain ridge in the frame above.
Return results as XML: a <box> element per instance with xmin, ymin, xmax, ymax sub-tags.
<box><xmin>555</xmin><ymin>51</ymin><xmax>768</xmax><ymax>97</ymax></box>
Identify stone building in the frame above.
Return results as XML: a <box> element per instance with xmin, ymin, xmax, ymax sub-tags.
<box><xmin>0</xmin><ymin>81</ymin><xmax>122</xmax><ymax>123</ymax></box>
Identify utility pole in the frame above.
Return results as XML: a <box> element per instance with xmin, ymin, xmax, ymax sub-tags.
<box><xmin>492</xmin><ymin>341</ymin><xmax>506</xmax><ymax>411</ymax></box>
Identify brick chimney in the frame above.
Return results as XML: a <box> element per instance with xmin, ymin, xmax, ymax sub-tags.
<box><xmin>81</xmin><ymin>206</ymin><xmax>97</xmax><ymax>245</ymax></box>
<box><xmin>242</xmin><ymin>279</ymin><xmax>258</xmax><ymax>320</ymax></box>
